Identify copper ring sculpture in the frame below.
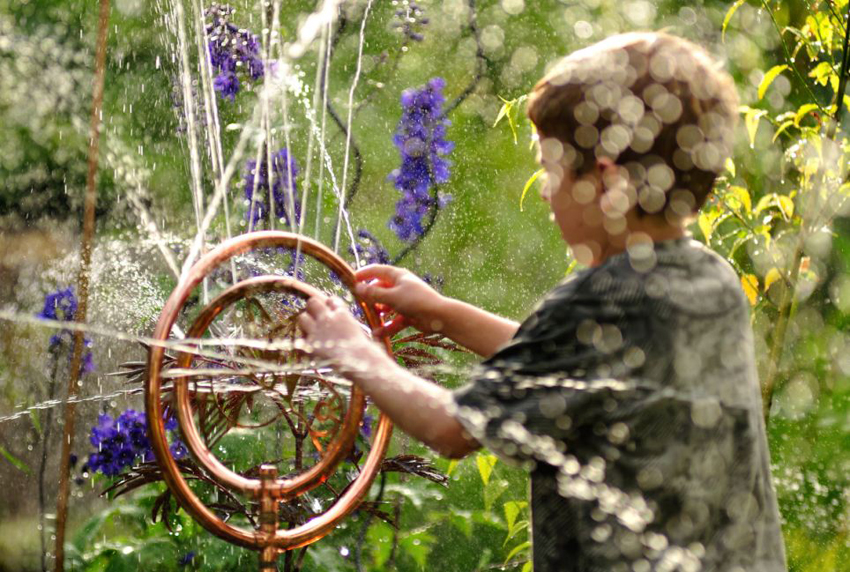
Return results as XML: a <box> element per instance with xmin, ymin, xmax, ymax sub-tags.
<box><xmin>145</xmin><ymin>231</ymin><xmax>393</xmax><ymax>565</ymax></box>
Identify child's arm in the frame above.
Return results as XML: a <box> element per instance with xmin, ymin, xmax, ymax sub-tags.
<box><xmin>298</xmin><ymin>294</ymin><xmax>479</xmax><ymax>459</ymax></box>
<box><xmin>354</xmin><ymin>265</ymin><xmax>519</xmax><ymax>357</ymax></box>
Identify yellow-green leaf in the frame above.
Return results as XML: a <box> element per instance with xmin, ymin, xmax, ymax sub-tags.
<box><xmin>794</xmin><ymin>103</ymin><xmax>819</xmax><ymax>127</ymax></box>
<box><xmin>698</xmin><ymin>210</ymin><xmax>718</xmax><ymax>242</ymax></box>
<box><xmin>725</xmin><ymin>157</ymin><xmax>736</xmax><ymax>177</ymax></box>
<box><xmin>722</xmin><ymin>0</ymin><xmax>746</xmax><ymax>42</ymax></box>
<box><xmin>777</xmin><ymin>195</ymin><xmax>794</xmax><ymax>219</ymax></box>
<box><xmin>727</xmin><ymin>185</ymin><xmax>752</xmax><ymax>214</ymax></box>
<box><xmin>741</xmin><ymin>106</ymin><xmax>767</xmax><ymax>146</ymax></box>
<box><xmin>476</xmin><ymin>453</ymin><xmax>497</xmax><ymax>486</ymax></box>
<box><xmin>808</xmin><ymin>61</ymin><xmax>834</xmax><ymax>87</ymax></box>
<box><xmin>741</xmin><ymin>274</ymin><xmax>759</xmax><ymax>306</ymax></box>
<box><xmin>504</xmin><ymin>541</ymin><xmax>531</xmax><ymax>565</ymax></box>
<box><xmin>504</xmin><ymin>501</ymin><xmax>527</xmax><ymax>533</ymax></box>
<box><xmin>522</xmin><ymin>562</ymin><xmax>533</xmax><ymax>572</ymax></box>
<box><xmin>493</xmin><ymin>100</ymin><xmax>512</xmax><ymax>128</ymax></box>
<box><xmin>520</xmin><ymin>168</ymin><xmax>545</xmax><ymax>211</ymax></box>
<box><xmin>759</xmin><ymin>65</ymin><xmax>788</xmax><ymax>100</ymax></box>
<box><xmin>0</xmin><ymin>445</ymin><xmax>31</xmax><ymax>474</ymax></box>
<box><xmin>772</xmin><ymin>120</ymin><xmax>795</xmax><ymax>143</ymax></box>
<box><xmin>764</xmin><ymin>268</ymin><xmax>782</xmax><ymax>291</ymax></box>
<box><xmin>446</xmin><ymin>459</ymin><xmax>459</xmax><ymax>476</ymax></box>
<box><xmin>754</xmin><ymin>194</ymin><xmax>773</xmax><ymax>215</ymax></box>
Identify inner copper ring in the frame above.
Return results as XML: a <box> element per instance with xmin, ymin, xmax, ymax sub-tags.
<box><xmin>174</xmin><ymin>275</ymin><xmax>365</xmax><ymax>498</ymax></box>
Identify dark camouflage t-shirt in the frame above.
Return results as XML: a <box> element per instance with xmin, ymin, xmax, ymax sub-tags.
<box><xmin>452</xmin><ymin>238</ymin><xmax>787</xmax><ymax>572</ymax></box>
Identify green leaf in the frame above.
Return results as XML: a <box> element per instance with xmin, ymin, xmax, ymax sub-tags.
<box><xmin>759</xmin><ymin>65</ymin><xmax>788</xmax><ymax>100</ymax></box>
<box><xmin>523</xmin><ymin>562</ymin><xmax>533</xmax><ymax>572</ymax></box>
<box><xmin>722</xmin><ymin>0</ymin><xmax>746</xmax><ymax>42</ymax></box>
<box><xmin>400</xmin><ymin>531</ymin><xmax>435</xmax><ymax>570</ymax></box>
<box><xmin>476</xmin><ymin>453</ymin><xmax>497</xmax><ymax>485</ymax></box>
<box><xmin>698</xmin><ymin>210</ymin><xmax>718</xmax><ymax>242</ymax></box>
<box><xmin>808</xmin><ymin>61</ymin><xmax>835</xmax><ymax>87</ymax></box>
<box><xmin>727</xmin><ymin>185</ymin><xmax>752</xmax><ymax>214</ymax></box>
<box><xmin>725</xmin><ymin>157</ymin><xmax>736</xmax><ymax>177</ymax></box>
<box><xmin>520</xmin><ymin>168</ymin><xmax>545</xmax><ymax>211</ymax></box>
<box><xmin>0</xmin><ymin>444</ymin><xmax>31</xmax><ymax>474</ymax></box>
<box><xmin>484</xmin><ymin>477</ymin><xmax>510</xmax><ymax>513</ymax></box>
<box><xmin>764</xmin><ymin>268</ymin><xmax>782</xmax><ymax>291</ymax></box>
<box><xmin>30</xmin><ymin>409</ymin><xmax>42</xmax><ymax>436</ymax></box>
<box><xmin>741</xmin><ymin>274</ymin><xmax>759</xmax><ymax>306</ymax></box>
<box><xmin>794</xmin><ymin>103</ymin><xmax>819</xmax><ymax>127</ymax></box>
<box><xmin>777</xmin><ymin>195</ymin><xmax>794</xmax><ymax>219</ymax></box>
<box><xmin>504</xmin><ymin>541</ymin><xmax>531</xmax><ymax>565</ymax></box>
<box><xmin>772</xmin><ymin>120</ymin><xmax>795</xmax><ymax>143</ymax></box>
<box><xmin>740</xmin><ymin>106</ymin><xmax>767</xmax><ymax>147</ymax></box>
<box><xmin>503</xmin><ymin>500</ymin><xmax>527</xmax><ymax>533</ymax></box>
<box><xmin>493</xmin><ymin>100</ymin><xmax>512</xmax><ymax>129</ymax></box>
<box><xmin>446</xmin><ymin>459</ymin><xmax>459</xmax><ymax>476</ymax></box>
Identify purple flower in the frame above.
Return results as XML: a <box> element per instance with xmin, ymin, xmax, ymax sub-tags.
<box><xmin>243</xmin><ymin>148</ymin><xmax>300</xmax><ymax>229</ymax></box>
<box><xmin>393</xmin><ymin>2</ymin><xmax>428</xmax><ymax>43</ymax></box>
<box><xmin>389</xmin><ymin>77</ymin><xmax>454</xmax><ymax>242</ymax></box>
<box><xmin>213</xmin><ymin>72</ymin><xmax>240</xmax><ymax>101</ymax></box>
<box><xmin>37</xmin><ymin>287</ymin><xmax>95</xmax><ymax>373</ymax></box>
<box><xmin>178</xmin><ymin>552</ymin><xmax>197</xmax><ymax>567</ymax></box>
<box><xmin>206</xmin><ymin>4</ymin><xmax>264</xmax><ymax>101</ymax></box>
<box><xmin>86</xmin><ymin>409</ymin><xmax>185</xmax><ymax>477</ymax></box>
<box><xmin>351</xmin><ymin>230</ymin><xmax>390</xmax><ymax>266</ymax></box>
<box><xmin>360</xmin><ymin>414</ymin><xmax>374</xmax><ymax>439</ymax></box>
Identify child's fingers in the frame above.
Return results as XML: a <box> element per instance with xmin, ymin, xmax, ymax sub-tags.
<box><xmin>297</xmin><ymin>312</ymin><xmax>315</xmax><ymax>335</ymax></box>
<box><xmin>356</xmin><ymin>281</ymin><xmax>401</xmax><ymax>308</ymax></box>
<box><xmin>305</xmin><ymin>295</ymin><xmax>329</xmax><ymax>317</ymax></box>
<box><xmin>373</xmin><ymin>315</ymin><xmax>408</xmax><ymax>338</ymax></box>
<box><xmin>355</xmin><ymin>264</ymin><xmax>404</xmax><ymax>286</ymax></box>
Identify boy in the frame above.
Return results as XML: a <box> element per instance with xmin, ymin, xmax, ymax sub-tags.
<box><xmin>298</xmin><ymin>32</ymin><xmax>787</xmax><ymax>571</ymax></box>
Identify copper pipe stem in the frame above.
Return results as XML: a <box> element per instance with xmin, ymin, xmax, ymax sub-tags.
<box><xmin>53</xmin><ymin>1</ymin><xmax>111</xmax><ymax>570</ymax></box>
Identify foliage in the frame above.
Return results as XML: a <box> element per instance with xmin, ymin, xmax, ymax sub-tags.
<box><xmin>0</xmin><ymin>0</ymin><xmax>848</xmax><ymax>571</ymax></box>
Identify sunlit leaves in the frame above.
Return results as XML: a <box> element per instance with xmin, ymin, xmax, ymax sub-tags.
<box><xmin>764</xmin><ymin>267</ymin><xmax>782</xmax><ymax>291</ymax></box>
<box><xmin>493</xmin><ymin>94</ymin><xmax>529</xmax><ymax>145</ymax></box>
<box><xmin>754</xmin><ymin>193</ymin><xmax>795</xmax><ymax>221</ymax></box>
<box><xmin>722</xmin><ymin>0</ymin><xmax>747</xmax><ymax>42</ymax></box>
<box><xmin>741</xmin><ymin>274</ymin><xmax>759</xmax><ymax>306</ymax></box>
<box><xmin>476</xmin><ymin>452</ymin><xmax>498</xmax><ymax>486</ymax></box>
<box><xmin>759</xmin><ymin>65</ymin><xmax>789</xmax><ymax>100</ymax></box>
<box><xmin>519</xmin><ymin>168</ymin><xmax>544</xmax><ymax>211</ymax></box>
<box><xmin>740</xmin><ymin>105</ymin><xmax>768</xmax><ymax>146</ymax></box>
<box><xmin>794</xmin><ymin>103</ymin><xmax>820</xmax><ymax>127</ymax></box>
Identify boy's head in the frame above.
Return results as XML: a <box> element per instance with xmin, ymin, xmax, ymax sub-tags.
<box><xmin>527</xmin><ymin>32</ymin><xmax>738</xmax><ymax>259</ymax></box>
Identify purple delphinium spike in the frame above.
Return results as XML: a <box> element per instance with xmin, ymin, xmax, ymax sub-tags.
<box><xmin>243</xmin><ymin>148</ymin><xmax>300</xmax><ymax>230</ymax></box>
<box><xmin>389</xmin><ymin>77</ymin><xmax>454</xmax><ymax>242</ymax></box>
<box><xmin>38</xmin><ymin>287</ymin><xmax>95</xmax><ymax>373</ymax></box>
<box><xmin>86</xmin><ymin>410</ymin><xmax>185</xmax><ymax>477</ymax></box>
<box><xmin>351</xmin><ymin>229</ymin><xmax>391</xmax><ymax>266</ymax></box>
<box><xmin>393</xmin><ymin>1</ymin><xmax>428</xmax><ymax>43</ymax></box>
<box><xmin>205</xmin><ymin>4</ymin><xmax>264</xmax><ymax>101</ymax></box>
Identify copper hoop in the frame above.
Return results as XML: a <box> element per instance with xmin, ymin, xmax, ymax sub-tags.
<box><xmin>146</xmin><ymin>231</ymin><xmax>394</xmax><ymax>552</ymax></box>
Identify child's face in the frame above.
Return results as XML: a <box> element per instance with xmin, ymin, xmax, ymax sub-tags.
<box><xmin>537</xmin><ymin>142</ymin><xmax>609</xmax><ymax>265</ymax></box>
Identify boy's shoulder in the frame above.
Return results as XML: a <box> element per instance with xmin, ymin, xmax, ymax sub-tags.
<box><xmin>541</xmin><ymin>238</ymin><xmax>746</xmax><ymax>318</ymax></box>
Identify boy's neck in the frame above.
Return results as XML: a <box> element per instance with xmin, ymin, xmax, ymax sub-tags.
<box><xmin>591</xmin><ymin>217</ymin><xmax>687</xmax><ymax>267</ymax></box>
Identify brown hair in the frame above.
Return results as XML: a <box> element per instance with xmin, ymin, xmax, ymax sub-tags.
<box><xmin>527</xmin><ymin>32</ymin><xmax>739</xmax><ymax>220</ymax></box>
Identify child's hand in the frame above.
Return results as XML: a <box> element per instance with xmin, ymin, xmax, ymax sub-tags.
<box><xmin>297</xmin><ymin>294</ymin><xmax>379</xmax><ymax>369</ymax></box>
<box><xmin>354</xmin><ymin>265</ymin><xmax>446</xmax><ymax>338</ymax></box>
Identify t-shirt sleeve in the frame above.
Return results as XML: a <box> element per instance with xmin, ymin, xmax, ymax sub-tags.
<box><xmin>451</xmin><ymin>273</ymin><xmax>660</xmax><ymax>465</ymax></box>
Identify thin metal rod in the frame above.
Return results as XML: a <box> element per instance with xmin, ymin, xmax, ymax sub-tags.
<box><xmin>53</xmin><ymin>0</ymin><xmax>110</xmax><ymax>569</ymax></box>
